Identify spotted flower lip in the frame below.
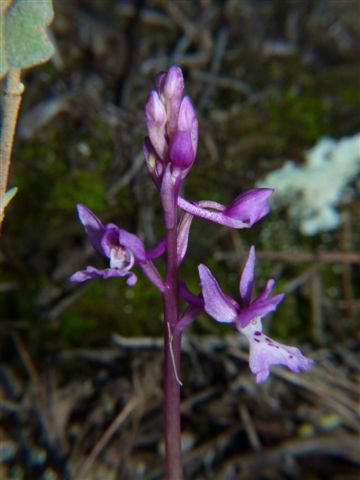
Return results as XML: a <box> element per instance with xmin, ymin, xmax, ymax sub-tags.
<box><xmin>70</xmin><ymin>204</ymin><xmax>146</xmax><ymax>286</ymax></box>
<box><xmin>178</xmin><ymin>188</ymin><xmax>273</xmax><ymax>229</ymax></box>
<box><xmin>241</xmin><ymin>318</ymin><xmax>314</xmax><ymax>383</ymax></box>
<box><xmin>198</xmin><ymin>246</ymin><xmax>314</xmax><ymax>383</ymax></box>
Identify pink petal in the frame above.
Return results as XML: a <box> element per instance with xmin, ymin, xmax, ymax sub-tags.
<box><xmin>198</xmin><ymin>264</ymin><xmax>238</xmax><ymax>323</ymax></box>
<box><xmin>119</xmin><ymin>229</ymin><xmax>146</xmax><ymax>263</ymax></box>
<box><xmin>236</xmin><ymin>293</ymin><xmax>285</xmax><ymax>328</ymax></box>
<box><xmin>77</xmin><ymin>204</ymin><xmax>105</xmax><ymax>256</ymax></box>
<box><xmin>257</xmin><ymin>278</ymin><xmax>275</xmax><ymax>301</ymax></box>
<box><xmin>225</xmin><ymin>188</ymin><xmax>273</xmax><ymax>226</ymax></box>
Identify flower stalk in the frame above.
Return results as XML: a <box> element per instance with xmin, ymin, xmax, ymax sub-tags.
<box><xmin>162</xmin><ymin>193</ymin><xmax>183</xmax><ymax>479</ymax></box>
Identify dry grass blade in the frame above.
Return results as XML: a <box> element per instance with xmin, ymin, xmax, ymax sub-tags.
<box><xmin>74</xmin><ymin>397</ymin><xmax>139</xmax><ymax>480</ymax></box>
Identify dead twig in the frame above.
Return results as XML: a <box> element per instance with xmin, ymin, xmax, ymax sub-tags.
<box><xmin>239</xmin><ymin>404</ymin><xmax>262</xmax><ymax>452</ymax></box>
<box><xmin>192</xmin><ymin>70</ymin><xmax>253</xmax><ymax>96</ymax></box>
<box><xmin>74</xmin><ymin>397</ymin><xmax>139</xmax><ymax>480</ymax></box>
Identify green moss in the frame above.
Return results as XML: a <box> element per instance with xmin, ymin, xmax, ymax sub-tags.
<box><xmin>338</xmin><ymin>85</ymin><xmax>360</xmax><ymax>105</ymax></box>
<box><xmin>268</xmin><ymin>294</ymin><xmax>304</xmax><ymax>340</ymax></box>
<box><xmin>59</xmin><ymin>313</ymin><xmax>98</xmax><ymax>344</ymax></box>
<box><xmin>264</xmin><ymin>86</ymin><xmax>325</xmax><ymax>145</ymax></box>
<box><xmin>45</xmin><ymin>170</ymin><xmax>106</xmax><ymax>227</ymax></box>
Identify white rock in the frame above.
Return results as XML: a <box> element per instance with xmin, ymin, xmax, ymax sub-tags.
<box><xmin>257</xmin><ymin>133</ymin><xmax>360</xmax><ymax>235</ymax></box>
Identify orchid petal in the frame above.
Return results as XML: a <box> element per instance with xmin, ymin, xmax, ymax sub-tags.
<box><xmin>225</xmin><ymin>188</ymin><xmax>273</xmax><ymax>226</ymax></box>
<box><xmin>70</xmin><ymin>266</ymin><xmax>137</xmax><ymax>284</ymax></box>
<box><xmin>101</xmin><ymin>224</ymin><xmax>121</xmax><ymax>257</ymax></box>
<box><xmin>178</xmin><ymin>189</ymin><xmax>272</xmax><ymax>229</ymax></box>
<box><xmin>198</xmin><ymin>264</ymin><xmax>238</xmax><ymax>323</ymax></box>
<box><xmin>139</xmin><ymin>261</ymin><xmax>165</xmax><ymax>292</ymax></box>
<box><xmin>145</xmin><ymin>90</ymin><xmax>167</xmax><ymax>158</ymax></box>
<box><xmin>179</xmin><ymin>281</ymin><xmax>204</xmax><ymax>308</ymax></box>
<box><xmin>119</xmin><ymin>229</ymin><xmax>146</xmax><ymax>262</ymax></box>
<box><xmin>236</xmin><ymin>293</ymin><xmax>285</xmax><ymax>328</ymax></box>
<box><xmin>176</xmin><ymin>305</ymin><xmax>203</xmax><ymax>332</ymax></box>
<box><xmin>77</xmin><ymin>204</ymin><xmax>105</xmax><ymax>256</ymax></box>
<box><xmin>239</xmin><ymin>246</ymin><xmax>255</xmax><ymax>305</ymax></box>
<box><xmin>147</xmin><ymin>238</ymin><xmax>166</xmax><ymax>260</ymax></box>
<box><xmin>178</xmin><ymin>197</ymin><xmax>248</xmax><ymax>228</ymax></box>
<box><xmin>257</xmin><ymin>278</ymin><xmax>275</xmax><ymax>301</ymax></box>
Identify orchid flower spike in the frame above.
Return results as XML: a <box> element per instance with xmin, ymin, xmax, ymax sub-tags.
<box><xmin>70</xmin><ymin>204</ymin><xmax>147</xmax><ymax>286</ymax></box>
<box><xmin>198</xmin><ymin>246</ymin><xmax>314</xmax><ymax>383</ymax></box>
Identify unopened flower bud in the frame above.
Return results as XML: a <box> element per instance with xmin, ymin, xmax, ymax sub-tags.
<box><xmin>168</xmin><ymin>131</ymin><xmax>195</xmax><ymax>169</ymax></box>
<box><xmin>154</xmin><ymin>71</ymin><xmax>167</xmax><ymax>93</ymax></box>
<box><xmin>145</xmin><ymin>90</ymin><xmax>166</xmax><ymax>126</ymax></box>
<box><xmin>177</xmin><ymin>96</ymin><xmax>198</xmax><ymax>155</ymax></box>
<box><xmin>163</xmin><ymin>66</ymin><xmax>184</xmax><ymax>100</ymax></box>
<box><xmin>145</xmin><ymin>90</ymin><xmax>167</xmax><ymax>158</ymax></box>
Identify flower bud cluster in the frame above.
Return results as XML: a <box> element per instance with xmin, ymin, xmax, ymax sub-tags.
<box><xmin>144</xmin><ymin>66</ymin><xmax>198</xmax><ymax>185</ymax></box>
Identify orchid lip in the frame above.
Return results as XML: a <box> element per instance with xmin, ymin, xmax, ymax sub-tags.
<box><xmin>109</xmin><ymin>245</ymin><xmax>135</xmax><ymax>272</ymax></box>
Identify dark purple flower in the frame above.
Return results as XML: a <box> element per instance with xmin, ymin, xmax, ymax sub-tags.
<box><xmin>70</xmin><ymin>204</ymin><xmax>146</xmax><ymax>286</ymax></box>
<box><xmin>178</xmin><ymin>188</ymin><xmax>273</xmax><ymax>229</ymax></box>
<box><xmin>198</xmin><ymin>247</ymin><xmax>314</xmax><ymax>383</ymax></box>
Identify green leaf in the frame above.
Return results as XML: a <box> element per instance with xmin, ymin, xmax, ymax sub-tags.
<box><xmin>1</xmin><ymin>0</ymin><xmax>54</xmax><ymax>78</ymax></box>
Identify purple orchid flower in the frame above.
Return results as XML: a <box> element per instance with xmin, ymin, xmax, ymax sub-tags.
<box><xmin>198</xmin><ymin>246</ymin><xmax>314</xmax><ymax>383</ymax></box>
<box><xmin>178</xmin><ymin>188</ymin><xmax>273</xmax><ymax>229</ymax></box>
<box><xmin>70</xmin><ymin>204</ymin><xmax>147</xmax><ymax>286</ymax></box>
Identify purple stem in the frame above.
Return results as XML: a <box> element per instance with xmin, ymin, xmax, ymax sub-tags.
<box><xmin>162</xmin><ymin>204</ymin><xmax>183</xmax><ymax>479</ymax></box>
